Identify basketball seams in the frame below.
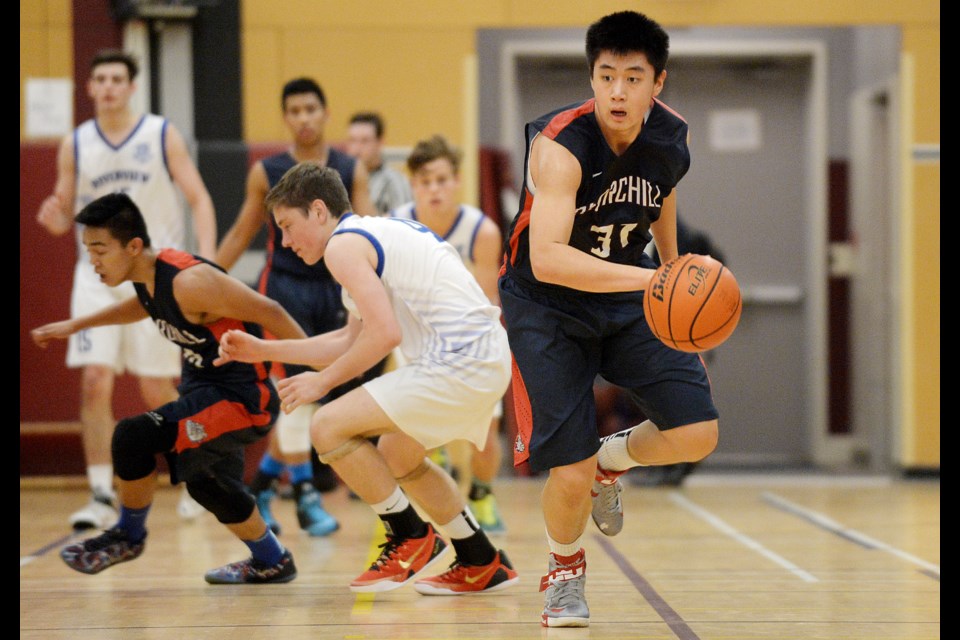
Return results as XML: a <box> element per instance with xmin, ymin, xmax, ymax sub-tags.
<box><xmin>646</xmin><ymin>254</ymin><xmax>741</xmax><ymax>353</ymax></box>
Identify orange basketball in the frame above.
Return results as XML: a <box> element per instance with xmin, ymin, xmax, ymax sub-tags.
<box><xmin>644</xmin><ymin>253</ymin><xmax>742</xmax><ymax>353</ymax></box>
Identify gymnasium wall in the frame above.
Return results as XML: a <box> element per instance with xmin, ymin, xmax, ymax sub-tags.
<box><xmin>20</xmin><ymin>0</ymin><xmax>939</xmax><ymax>468</ymax></box>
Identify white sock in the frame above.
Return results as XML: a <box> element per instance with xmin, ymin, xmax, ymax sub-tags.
<box><xmin>370</xmin><ymin>486</ymin><xmax>409</xmax><ymax>515</ymax></box>
<box><xmin>439</xmin><ymin>508</ymin><xmax>481</xmax><ymax>540</ymax></box>
<box><xmin>598</xmin><ymin>428</ymin><xmax>643</xmax><ymax>472</ymax></box>
<box><xmin>87</xmin><ymin>464</ymin><xmax>115</xmax><ymax>498</ymax></box>
<box><xmin>547</xmin><ymin>531</ymin><xmax>583</xmax><ymax>557</ymax></box>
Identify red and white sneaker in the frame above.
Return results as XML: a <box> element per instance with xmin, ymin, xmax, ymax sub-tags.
<box><xmin>349</xmin><ymin>523</ymin><xmax>450</xmax><ymax>593</ymax></box>
<box><xmin>414</xmin><ymin>549</ymin><xmax>519</xmax><ymax>595</ymax></box>
<box><xmin>591</xmin><ymin>466</ymin><xmax>626</xmax><ymax>536</ymax></box>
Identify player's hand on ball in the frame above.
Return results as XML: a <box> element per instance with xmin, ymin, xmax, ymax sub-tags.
<box><xmin>277</xmin><ymin>372</ymin><xmax>328</xmax><ymax>414</ymax></box>
<box><xmin>215</xmin><ymin>329</ymin><xmax>264</xmax><ymax>366</ymax></box>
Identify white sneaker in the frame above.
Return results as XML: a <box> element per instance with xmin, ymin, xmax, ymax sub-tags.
<box><xmin>177</xmin><ymin>487</ymin><xmax>205</xmax><ymax>520</ymax></box>
<box><xmin>69</xmin><ymin>493</ymin><xmax>118</xmax><ymax>530</ymax></box>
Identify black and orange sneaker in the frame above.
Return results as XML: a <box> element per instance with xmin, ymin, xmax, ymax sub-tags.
<box><xmin>414</xmin><ymin>549</ymin><xmax>519</xmax><ymax>595</ymax></box>
<box><xmin>349</xmin><ymin>523</ymin><xmax>449</xmax><ymax>593</ymax></box>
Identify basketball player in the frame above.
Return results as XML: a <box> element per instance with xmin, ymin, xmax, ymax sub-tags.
<box><xmin>498</xmin><ymin>11</ymin><xmax>720</xmax><ymax>626</ymax></box>
<box><xmin>217</xmin><ymin>162</ymin><xmax>519</xmax><ymax>595</ymax></box>
<box><xmin>346</xmin><ymin>111</ymin><xmax>412</xmax><ymax>215</ymax></box>
<box><xmin>35</xmin><ymin>49</ymin><xmax>217</xmax><ymax>529</ymax></box>
<box><xmin>391</xmin><ymin>135</ymin><xmax>508</xmax><ymax>535</ymax></box>
<box><xmin>215</xmin><ymin>77</ymin><xmax>377</xmax><ymax>537</ymax></box>
<box><xmin>32</xmin><ymin>192</ymin><xmax>306</xmax><ymax>583</ymax></box>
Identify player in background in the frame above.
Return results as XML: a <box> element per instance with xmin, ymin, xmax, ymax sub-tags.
<box><xmin>346</xmin><ymin>111</ymin><xmax>412</xmax><ymax>215</ymax></box>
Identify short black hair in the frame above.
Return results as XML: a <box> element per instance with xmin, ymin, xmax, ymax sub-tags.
<box><xmin>585</xmin><ymin>11</ymin><xmax>670</xmax><ymax>78</ymax></box>
<box><xmin>76</xmin><ymin>192</ymin><xmax>151</xmax><ymax>247</ymax></box>
<box><xmin>90</xmin><ymin>49</ymin><xmax>139</xmax><ymax>81</ymax></box>
<box><xmin>349</xmin><ymin>111</ymin><xmax>385</xmax><ymax>138</ymax></box>
<box><xmin>282</xmin><ymin>77</ymin><xmax>326</xmax><ymax>109</ymax></box>
<box><xmin>265</xmin><ymin>161</ymin><xmax>352</xmax><ymax>219</ymax></box>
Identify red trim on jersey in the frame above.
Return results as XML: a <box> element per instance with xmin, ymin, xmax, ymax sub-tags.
<box><xmin>507</xmin><ymin>188</ymin><xmax>534</xmax><ymax>267</ymax></box>
<box><xmin>158</xmin><ymin>248</ymin><xmax>200</xmax><ymax>269</ymax></box>
<box><xmin>207</xmin><ymin>317</ymin><xmax>270</xmax><ymax>379</ymax></box>
<box><xmin>542</xmin><ymin>99</ymin><xmax>595</xmax><ymax>140</ymax></box>
<box><xmin>654</xmin><ymin>97</ymin><xmax>686</xmax><ymax>123</ymax></box>
<box><xmin>174</xmin><ymin>396</ymin><xmax>273</xmax><ymax>453</ymax></box>
<box><xmin>510</xmin><ymin>355</ymin><xmax>534</xmax><ymax>467</ymax></box>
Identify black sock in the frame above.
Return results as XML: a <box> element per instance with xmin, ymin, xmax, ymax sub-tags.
<box><xmin>380</xmin><ymin>505</ymin><xmax>428</xmax><ymax>539</ymax></box>
<box><xmin>451</xmin><ymin>529</ymin><xmax>496</xmax><ymax>566</ymax></box>
<box><xmin>468</xmin><ymin>481</ymin><xmax>492</xmax><ymax>501</ymax></box>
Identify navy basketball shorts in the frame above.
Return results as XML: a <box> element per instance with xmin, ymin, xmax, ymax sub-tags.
<box><xmin>500</xmin><ymin>275</ymin><xmax>718</xmax><ymax>473</ymax></box>
<box><xmin>158</xmin><ymin>379</ymin><xmax>279</xmax><ymax>484</ymax></box>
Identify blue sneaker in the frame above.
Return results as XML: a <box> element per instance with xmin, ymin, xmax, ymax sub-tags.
<box><xmin>204</xmin><ymin>549</ymin><xmax>297</xmax><ymax>584</ymax></box>
<box><xmin>255</xmin><ymin>488</ymin><xmax>281</xmax><ymax>536</ymax></box>
<box><xmin>297</xmin><ymin>485</ymin><xmax>339</xmax><ymax>537</ymax></box>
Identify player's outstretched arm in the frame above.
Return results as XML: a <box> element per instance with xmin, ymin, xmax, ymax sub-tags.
<box><xmin>31</xmin><ymin>297</ymin><xmax>148</xmax><ymax>347</ymax></box>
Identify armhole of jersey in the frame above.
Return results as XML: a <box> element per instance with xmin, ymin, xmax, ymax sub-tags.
<box><xmin>331</xmin><ymin>228</ymin><xmax>385</xmax><ymax>278</ymax></box>
<box><xmin>525</xmin><ymin>131</ymin><xmax>540</xmax><ymax>197</ymax></box>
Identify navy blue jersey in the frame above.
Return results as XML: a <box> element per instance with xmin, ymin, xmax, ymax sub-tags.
<box><xmin>503</xmin><ymin>98</ymin><xmax>690</xmax><ymax>292</ymax></box>
<box><xmin>134</xmin><ymin>249</ymin><xmax>272</xmax><ymax>388</ymax></box>
<box><xmin>261</xmin><ymin>148</ymin><xmax>356</xmax><ymax>279</ymax></box>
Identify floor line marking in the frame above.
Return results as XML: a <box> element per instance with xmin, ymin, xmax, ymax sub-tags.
<box><xmin>669</xmin><ymin>491</ymin><xmax>818</xmax><ymax>582</ymax></box>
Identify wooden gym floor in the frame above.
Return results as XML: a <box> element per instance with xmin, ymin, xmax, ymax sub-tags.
<box><xmin>20</xmin><ymin>472</ymin><xmax>939</xmax><ymax>639</ymax></box>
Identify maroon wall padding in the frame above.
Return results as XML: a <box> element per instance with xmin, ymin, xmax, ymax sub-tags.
<box><xmin>828</xmin><ymin>160</ymin><xmax>851</xmax><ymax>434</ymax></box>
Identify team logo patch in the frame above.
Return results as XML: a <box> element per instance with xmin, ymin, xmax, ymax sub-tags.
<box><xmin>514</xmin><ymin>434</ymin><xmax>525</xmax><ymax>453</ymax></box>
<box><xmin>133</xmin><ymin>142</ymin><xmax>152</xmax><ymax>164</ymax></box>
<box><xmin>185</xmin><ymin>419</ymin><xmax>207</xmax><ymax>443</ymax></box>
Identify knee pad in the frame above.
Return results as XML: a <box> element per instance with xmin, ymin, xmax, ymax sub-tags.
<box><xmin>186</xmin><ymin>476</ymin><xmax>255</xmax><ymax>524</ymax></box>
<box><xmin>276</xmin><ymin>403</ymin><xmax>315</xmax><ymax>455</ymax></box>
<box><xmin>316</xmin><ymin>437</ymin><xmax>367</xmax><ymax>464</ymax></box>
<box><xmin>112</xmin><ymin>412</ymin><xmax>166</xmax><ymax>481</ymax></box>
<box><xmin>395</xmin><ymin>458</ymin><xmax>431</xmax><ymax>484</ymax></box>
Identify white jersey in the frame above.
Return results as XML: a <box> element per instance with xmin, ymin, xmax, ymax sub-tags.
<box><xmin>334</xmin><ymin>214</ymin><xmax>503</xmax><ymax>373</ymax></box>
<box><xmin>73</xmin><ymin>114</ymin><xmax>186</xmax><ymax>258</ymax></box>
<box><xmin>390</xmin><ymin>203</ymin><xmax>488</xmax><ymax>274</ymax></box>
<box><xmin>333</xmin><ymin>213</ymin><xmax>510</xmax><ymax>449</ymax></box>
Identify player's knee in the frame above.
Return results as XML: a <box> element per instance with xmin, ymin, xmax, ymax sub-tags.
<box><xmin>187</xmin><ymin>477</ymin><xmax>254</xmax><ymax>524</ymax></box>
<box><xmin>111</xmin><ymin>414</ymin><xmax>161</xmax><ymax>480</ymax></box>
<box><xmin>276</xmin><ymin>403</ymin><xmax>315</xmax><ymax>455</ymax></box>
<box><xmin>316</xmin><ymin>437</ymin><xmax>367</xmax><ymax>464</ymax></box>
<box><xmin>680</xmin><ymin>419</ymin><xmax>719</xmax><ymax>461</ymax></box>
<box><xmin>79</xmin><ymin>365</ymin><xmax>113</xmax><ymax>404</ymax></box>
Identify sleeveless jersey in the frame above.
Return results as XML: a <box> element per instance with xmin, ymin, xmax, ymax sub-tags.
<box><xmin>332</xmin><ymin>214</ymin><xmax>502</xmax><ymax>366</ymax></box>
<box><xmin>390</xmin><ymin>203</ymin><xmax>489</xmax><ymax>274</ymax></box>
<box><xmin>73</xmin><ymin>114</ymin><xmax>185</xmax><ymax>258</ymax></box>
<box><xmin>261</xmin><ymin>148</ymin><xmax>356</xmax><ymax>279</ymax></box>
<box><xmin>133</xmin><ymin>249</ymin><xmax>272</xmax><ymax>388</ymax></box>
<box><xmin>503</xmin><ymin>98</ymin><xmax>690</xmax><ymax>292</ymax></box>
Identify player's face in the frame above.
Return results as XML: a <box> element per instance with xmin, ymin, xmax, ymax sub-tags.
<box><xmin>346</xmin><ymin>122</ymin><xmax>380</xmax><ymax>169</ymax></box>
<box><xmin>274</xmin><ymin>203</ymin><xmax>324</xmax><ymax>265</ymax></box>
<box><xmin>283</xmin><ymin>93</ymin><xmax>328</xmax><ymax>146</ymax></box>
<box><xmin>590</xmin><ymin>51</ymin><xmax>665</xmax><ymax>147</ymax></box>
<box><xmin>410</xmin><ymin>158</ymin><xmax>460</xmax><ymax>218</ymax></box>
<box><xmin>87</xmin><ymin>62</ymin><xmax>135</xmax><ymax>114</ymax></box>
<box><xmin>82</xmin><ymin>227</ymin><xmax>135</xmax><ymax>287</ymax></box>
